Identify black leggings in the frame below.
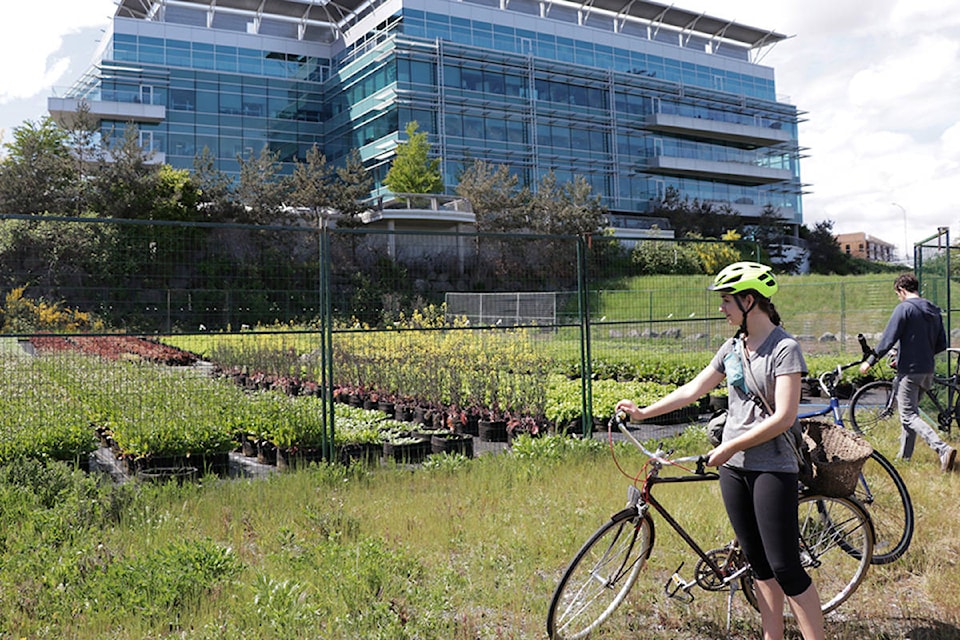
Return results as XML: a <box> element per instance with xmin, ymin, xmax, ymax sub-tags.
<box><xmin>719</xmin><ymin>466</ymin><xmax>812</xmax><ymax>597</ymax></box>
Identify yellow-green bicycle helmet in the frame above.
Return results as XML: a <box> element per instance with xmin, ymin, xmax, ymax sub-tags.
<box><xmin>708</xmin><ymin>261</ymin><xmax>778</xmax><ymax>298</ymax></box>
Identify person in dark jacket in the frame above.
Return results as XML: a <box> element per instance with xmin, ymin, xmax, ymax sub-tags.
<box><xmin>860</xmin><ymin>273</ymin><xmax>955</xmax><ymax>472</ymax></box>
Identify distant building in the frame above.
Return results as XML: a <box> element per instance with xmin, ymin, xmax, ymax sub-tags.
<box><xmin>835</xmin><ymin>232</ymin><xmax>897</xmax><ymax>263</ymax></box>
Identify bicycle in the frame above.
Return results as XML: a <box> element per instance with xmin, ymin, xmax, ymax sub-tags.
<box><xmin>850</xmin><ymin>344</ymin><xmax>960</xmax><ymax>439</ymax></box>
<box><xmin>546</xmin><ymin>412</ymin><xmax>874</xmax><ymax>640</ymax></box>
<box><xmin>798</xmin><ymin>334</ymin><xmax>914</xmax><ymax>565</ymax></box>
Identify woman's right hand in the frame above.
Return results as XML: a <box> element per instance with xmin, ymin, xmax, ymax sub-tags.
<box><xmin>615</xmin><ymin>399</ymin><xmax>641</xmax><ymax>422</ymax></box>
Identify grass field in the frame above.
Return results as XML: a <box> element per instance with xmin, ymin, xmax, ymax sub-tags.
<box><xmin>1</xmin><ymin>426</ymin><xmax>958</xmax><ymax>639</ymax></box>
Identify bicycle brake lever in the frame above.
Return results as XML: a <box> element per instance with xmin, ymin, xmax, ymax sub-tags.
<box><xmin>696</xmin><ymin>456</ymin><xmax>707</xmax><ymax>475</ymax></box>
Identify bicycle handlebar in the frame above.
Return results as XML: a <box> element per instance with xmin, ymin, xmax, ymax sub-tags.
<box><xmin>611</xmin><ymin>411</ymin><xmax>709</xmax><ymax>471</ymax></box>
<box><xmin>805</xmin><ymin>333</ymin><xmax>877</xmax><ymax>397</ymax></box>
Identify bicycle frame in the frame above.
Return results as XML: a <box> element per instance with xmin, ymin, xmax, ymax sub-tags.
<box><xmin>634</xmin><ymin>464</ymin><xmax>746</xmax><ymax>599</ymax></box>
<box><xmin>869</xmin><ymin>347</ymin><xmax>960</xmax><ymax>434</ymax></box>
<box><xmin>614</xmin><ymin>418</ymin><xmax>751</xmax><ymax>598</ymax></box>
<box><xmin>926</xmin><ymin>348</ymin><xmax>960</xmax><ymax>434</ymax></box>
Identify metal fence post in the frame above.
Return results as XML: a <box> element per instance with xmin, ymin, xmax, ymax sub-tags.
<box><xmin>320</xmin><ymin>220</ymin><xmax>335</xmax><ymax>462</ymax></box>
<box><xmin>577</xmin><ymin>235</ymin><xmax>593</xmax><ymax>438</ymax></box>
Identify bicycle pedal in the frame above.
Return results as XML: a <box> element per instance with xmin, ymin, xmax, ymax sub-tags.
<box><xmin>664</xmin><ymin>567</ymin><xmax>695</xmax><ymax>603</ymax></box>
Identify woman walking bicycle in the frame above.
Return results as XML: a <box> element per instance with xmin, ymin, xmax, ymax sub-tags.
<box><xmin>616</xmin><ymin>262</ymin><xmax>824</xmax><ymax>640</ymax></box>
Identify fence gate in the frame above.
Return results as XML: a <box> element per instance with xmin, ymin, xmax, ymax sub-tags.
<box><xmin>915</xmin><ymin>226</ymin><xmax>955</xmax><ymax>345</ymax></box>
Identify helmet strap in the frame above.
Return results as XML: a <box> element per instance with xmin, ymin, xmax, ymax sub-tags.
<box><xmin>734</xmin><ymin>293</ymin><xmax>757</xmax><ymax>338</ymax></box>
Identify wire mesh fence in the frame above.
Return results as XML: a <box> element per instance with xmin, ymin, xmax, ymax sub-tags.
<box><xmin>0</xmin><ymin>214</ymin><xmax>932</xmax><ymax>469</ymax></box>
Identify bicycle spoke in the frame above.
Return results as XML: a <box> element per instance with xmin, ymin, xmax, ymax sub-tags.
<box><xmin>547</xmin><ymin>513</ymin><xmax>652</xmax><ymax>639</ymax></box>
<box><xmin>854</xmin><ymin>453</ymin><xmax>913</xmax><ymax>564</ymax></box>
<box><xmin>798</xmin><ymin>495</ymin><xmax>872</xmax><ymax>614</ymax></box>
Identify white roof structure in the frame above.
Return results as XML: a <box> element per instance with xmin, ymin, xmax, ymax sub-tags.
<box><xmin>115</xmin><ymin>0</ymin><xmax>789</xmax><ymax>50</ymax></box>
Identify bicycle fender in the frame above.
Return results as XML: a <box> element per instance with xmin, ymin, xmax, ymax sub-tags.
<box><xmin>610</xmin><ymin>506</ymin><xmax>639</xmax><ymax>521</ymax></box>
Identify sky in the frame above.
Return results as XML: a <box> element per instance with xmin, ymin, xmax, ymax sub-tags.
<box><xmin>1</xmin><ymin>0</ymin><xmax>959</xmax><ymax>260</ymax></box>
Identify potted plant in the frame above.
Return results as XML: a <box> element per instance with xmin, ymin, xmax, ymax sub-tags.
<box><xmin>477</xmin><ymin>405</ymin><xmax>509</xmax><ymax>443</ymax></box>
<box><xmin>430</xmin><ymin>430</ymin><xmax>474</xmax><ymax>457</ymax></box>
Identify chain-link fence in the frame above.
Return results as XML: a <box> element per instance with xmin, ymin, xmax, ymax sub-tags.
<box><xmin>916</xmin><ymin>226</ymin><xmax>958</xmax><ymax>343</ymax></box>
<box><xmin>0</xmin><ymin>214</ymin><xmax>907</xmax><ymax>467</ymax></box>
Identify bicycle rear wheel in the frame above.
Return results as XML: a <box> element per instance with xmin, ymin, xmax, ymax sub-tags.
<box><xmin>848</xmin><ymin>380</ymin><xmax>897</xmax><ymax>437</ymax></box>
<box><xmin>547</xmin><ymin>509</ymin><xmax>654</xmax><ymax>640</ymax></box>
<box><xmin>742</xmin><ymin>494</ymin><xmax>873</xmax><ymax>615</ymax></box>
<box><xmin>798</xmin><ymin>494</ymin><xmax>873</xmax><ymax>614</ymax></box>
<box><xmin>846</xmin><ymin>381</ymin><xmax>915</xmax><ymax>563</ymax></box>
<box><xmin>855</xmin><ymin>452</ymin><xmax>913</xmax><ymax>564</ymax></box>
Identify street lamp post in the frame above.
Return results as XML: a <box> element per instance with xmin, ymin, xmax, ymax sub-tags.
<box><xmin>892</xmin><ymin>202</ymin><xmax>908</xmax><ymax>266</ymax></box>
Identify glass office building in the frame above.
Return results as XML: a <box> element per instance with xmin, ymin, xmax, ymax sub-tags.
<box><xmin>49</xmin><ymin>0</ymin><xmax>803</xmax><ymax>228</ymax></box>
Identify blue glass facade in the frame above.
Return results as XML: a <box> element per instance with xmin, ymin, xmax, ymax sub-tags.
<box><xmin>53</xmin><ymin>0</ymin><xmax>803</xmax><ymax>226</ymax></box>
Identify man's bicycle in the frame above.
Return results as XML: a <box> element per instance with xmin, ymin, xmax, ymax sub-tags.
<box><xmin>850</xmin><ymin>345</ymin><xmax>960</xmax><ymax>439</ymax></box>
<box><xmin>546</xmin><ymin>412</ymin><xmax>874</xmax><ymax>640</ymax></box>
<box><xmin>798</xmin><ymin>334</ymin><xmax>913</xmax><ymax>565</ymax></box>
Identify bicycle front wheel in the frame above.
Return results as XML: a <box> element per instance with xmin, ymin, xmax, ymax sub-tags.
<box><xmin>856</xmin><ymin>451</ymin><xmax>913</xmax><ymax>564</ymax></box>
<box><xmin>798</xmin><ymin>494</ymin><xmax>873</xmax><ymax>614</ymax></box>
<box><xmin>546</xmin><ymin>509</ymin><xmax>654</xmax><ymax>640</ymax></box>
<box><xmin>849</xmin><ymin>380</ymin><xmax>897</xmax><ymax>438</ymax></box>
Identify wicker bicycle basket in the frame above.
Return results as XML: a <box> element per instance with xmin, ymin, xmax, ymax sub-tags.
<box><xmin>799</xmin><ymin>419</ymin><xmax>874</xmax><ymax>497</ymax></box>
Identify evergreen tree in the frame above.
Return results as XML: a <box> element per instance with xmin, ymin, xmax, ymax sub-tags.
<box><xmin>237</xmin><ymin>146</ymin><xmax>289</xmax><ymax>224</ymax></box>
<box><xmin>0</xmin><ymin>117</ymin><xmax>76</xmax><ymax>214</ymax></box>
<box><xmin>289</xmin><ymin>144</ymin><xmax>337</xmax><ymax>224</ymax></box>
<box><xmin>89</xmin><ymin>125</ymin><xmax>160</xmax><ymax>219</ymax></box>
<box><xmin>383</xmin><ymin>121</ymin><xmax>443</xmax><ymax>195</ymax></box>
<box><xmin>803</xmin><ymin>219</ymin><xmax>852</xmax><ymax>274</ymax></box>
<box><xmin>193</xmin><ymin>147</ymin><xmax>242</xmax><ymax>221</ymax></box>
<box><xmin>455</xmin><ymin>159</ymin><xmax>529</xmax><ymax>232</ymax></box>
<box><xmin>333</xmin><ymin>149</ymin><xmax>373</xmax><ymax>226</ymax></box>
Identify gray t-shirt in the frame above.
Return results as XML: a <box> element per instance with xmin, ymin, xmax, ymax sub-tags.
<box><xmin>710</xmin><ymin>326</ymin><xmax>807</xmax><ymax>472</ymax></box>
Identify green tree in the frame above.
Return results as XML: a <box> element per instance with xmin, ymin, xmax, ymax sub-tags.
<box><xmin>651</xmin><ymin>186</ymin><xmax>741</xmax><ymax>238</ymax></box>
<box><xmin>193</xmin><ymin>147</ymin><xmax>242</xmax><ymax>221</ymax></box>
<box><xmin>61</xmin><ymin>101</ymin><xmax>99</xmax><ymax>215</ymax></box>
<box><xmin>383</xmin><ymin>121</ymin><xmax>443</xmax><ymax>195</ymax></box>
<box><xmin>152</xmin><ymin>165</ymin><xmax>201</xmax><ymax>221</ymax></box>
<box><xmin>529</xmin><ymin>172</ymin><xmax>606</xmax><ymax>235</ymax></box>
<box><xmin>89</xmin><ymin>125</ymin><xmax>161</xmax><ymax>219</ymax></box>
<box><xmin>455</xmin><ymin>160</ymin><xmax>530</xmax><ymax>232</ymax></box>
<box><xmin>802</xmin><ymin>219</ymin><xmax>852</xmax><ymax>274</ymax></box>
<box><xmin>289</xmin><ymin>144</ymin><xmax>337</xmax><ymax>224</ymax></box>
<box><xmin>332</xmin><ymin>149</ymin><xmax>373</xmax><ymax>226</ymax></box>
<box><xmin>238</xmin><ymin>146</ymin><xmax>289</xmax><ymax>224</ymax></box>
<box><xmin>0</xmin><ymin>117</ymin><xmax>76</xmax><ymax>214</ymax></box>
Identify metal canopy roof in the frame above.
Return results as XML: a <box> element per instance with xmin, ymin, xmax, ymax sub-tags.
<box><xmin>115</xmin><ymin>0</ymin><xmax>788</xmax><ymax>49</ymax></box>
<box><xmin>582</xmin><ymin>0</ymin><xmax>788</xmax><ymax>48</ymax></box>
<box><xmin>116</xmin><ymin>0</ymin><xmax>360</xmax><ymax>29</ymax></box>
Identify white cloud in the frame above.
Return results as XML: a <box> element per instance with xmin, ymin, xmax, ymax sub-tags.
<box><xmin>0</xmin><ymin>1</ymin><xmax>114</xmax><ymax>104</ymax></box>
<box><xmin>848</xmin><ymin>36</ymin><xmax>959</xmax><ymax>110</ymax></box>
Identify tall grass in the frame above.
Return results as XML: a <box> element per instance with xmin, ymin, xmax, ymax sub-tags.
<box><xmin>0</xmin><ymin>429</ymin><xmax>957</xmax><ymax>638</ymax></box>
